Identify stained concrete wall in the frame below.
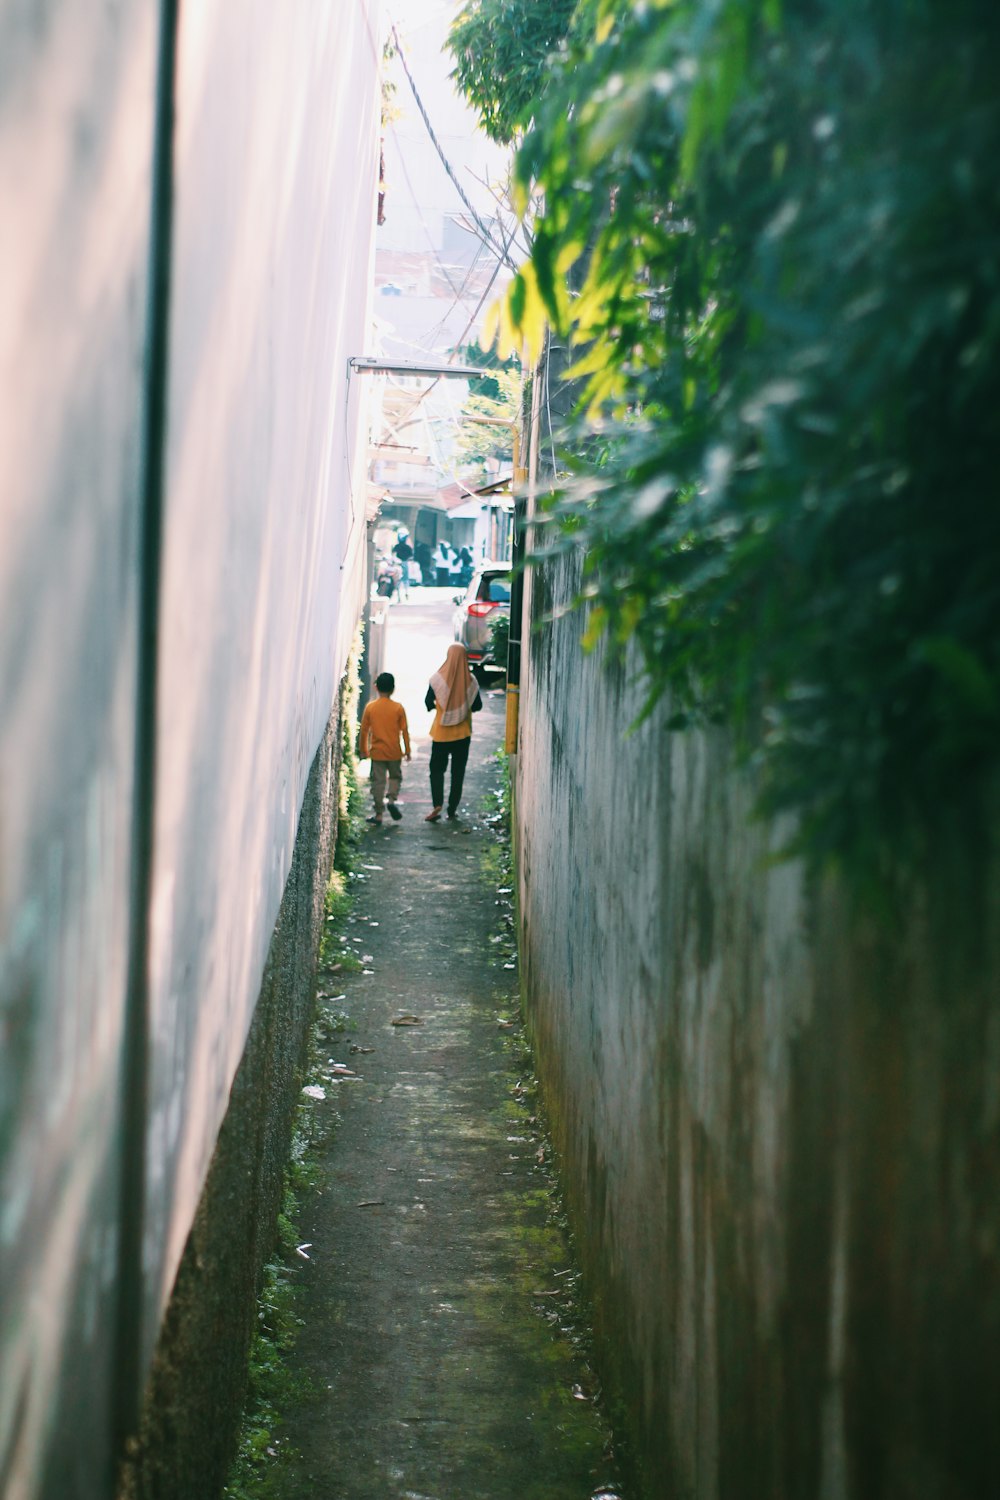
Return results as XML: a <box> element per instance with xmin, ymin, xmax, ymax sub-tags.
<box><xmin>120</xmin><ymin>697</ymin><xmax>346</xmax><ymax>1500</ymax></box>
<box><xmin>0</xmin><ymin>5</ymin><xmax>158</xmax><ymax>1493</ymax></box>
<box><xmin>0</xmin><ymin>2</ymin><xmax>382</xmax><ymax>1496</ymax></box>
<box><xmin>515</xmin><ymin>547</ymin><xmax>1000</xmax><ymax>1499</ymax></box>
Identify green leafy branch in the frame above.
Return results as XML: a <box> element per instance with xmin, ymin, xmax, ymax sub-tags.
<box><xmin>457</xmin><ymin>0</ymin><xmax>1000</xmax><ymax>876</ymax></box>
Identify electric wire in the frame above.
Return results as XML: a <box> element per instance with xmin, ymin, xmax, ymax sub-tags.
<box><xmin>371</xmin><ymin>209</ymin><xmax>518</xmax><ymax>456</ymax></box>
<box><xmin>375</xmin><ymin>13</ymin><xmax>524</xmax><ymax>503</ymax></box>
<box><xmin>390</xmin><ymin>22</ymin><xmax>520</xmax><ymax>274</ymax></box>
<box><xmin>421</xmin><ymin>231</ymin><xmax>489</xmax><ymax>348</ymax></box>
<box><xmin>386</xmin><ymin>116</ymin><xmax>467</xmax><ymax>296</ymax></box>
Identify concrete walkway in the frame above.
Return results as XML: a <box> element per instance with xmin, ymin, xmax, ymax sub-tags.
<box><xmin>259</xmin><ymin>597</ymin><xmax>622</xmax><ymax>1500</ymax></box>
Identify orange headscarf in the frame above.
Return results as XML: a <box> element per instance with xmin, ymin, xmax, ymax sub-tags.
<box><xmin>430</xmin><ymin>643</ymin><xmax>479</xmax><ymax>726</ymax></box>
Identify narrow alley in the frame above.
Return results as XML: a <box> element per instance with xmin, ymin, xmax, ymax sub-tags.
<box><xmin>6</xmin><ymin>6</ymin><xmax>999</xmax><ymax>1499</ymax></box>
<box><xmin>250</xmin><ymin>591</ymin><xmax>623</xmax><ymax>1500</ymax></box>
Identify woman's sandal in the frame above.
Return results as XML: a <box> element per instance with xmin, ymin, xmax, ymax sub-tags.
<box><xmin>424</xmin><ymin>808</ymin><xmax>442</xmax><ymax>822</ymax></box>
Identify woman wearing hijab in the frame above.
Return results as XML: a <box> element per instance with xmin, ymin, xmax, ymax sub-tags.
<box><xmin>423</xmin><ymin>643</ymin><xmax>482</xmax><ymax>821</ymax></box>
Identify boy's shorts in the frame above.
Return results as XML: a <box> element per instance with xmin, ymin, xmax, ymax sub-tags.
<box><xmin>370</xmin><ymin>759</ymin><xmax>402</xmax><ymax>782</ymax></box>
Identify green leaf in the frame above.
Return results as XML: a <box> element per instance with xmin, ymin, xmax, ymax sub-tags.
<box><xmin>916</xmin><ymin>638</ymin><xmax>999</xmax><ymax>719</ymax></box>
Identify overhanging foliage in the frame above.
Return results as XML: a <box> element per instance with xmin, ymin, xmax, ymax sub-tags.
<box><xmin>457</xmin><ymin>0</ymin><xmax>1000</xmax><ymax>874</ymax></box>
<box><xmin>449</xmin><ymin>0</ymin><xmax>579</xmax><ymax>145</ymax></box>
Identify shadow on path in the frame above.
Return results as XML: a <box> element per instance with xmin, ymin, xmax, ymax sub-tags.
<box><xmin>256</xmin><ymin>601</ymin><xmax>623</xmax><ymax>1500</ymax></box>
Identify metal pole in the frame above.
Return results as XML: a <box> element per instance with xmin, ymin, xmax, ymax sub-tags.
<box><xmin>113</xmin><ymin>0</ymin><xmax>179</xmax><ymax>1477</ymax></box>
<box><xmin>505</xmin><ymin>429</ymin><xmax>527</xmax><ymax>755</ymax></box>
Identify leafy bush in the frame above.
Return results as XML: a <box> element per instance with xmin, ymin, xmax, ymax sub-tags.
<box><xmin>490</xmin><ymin>610</ymin><xmax>510</xmax><ymax>671</ymax></box>
<box><xmin>460</xmin><ymin>0</ymin><xmax>1000</xmax><ymax>873</ymax></box>
<box><xmin>457</xmin><ymin>369</ymin><xmax>523</xmax><ymax>480</ymax></box>
<box><xmin>450</xmin><ymin>0</ymin><xmax>579</xmax><ymax>145</ymax></box>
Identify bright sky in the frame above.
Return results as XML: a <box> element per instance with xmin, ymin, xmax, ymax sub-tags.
<box><xmin>379</xmin><ymin>0</ymin><xmax>514</xmax><ymax>251</ymax></box>
<box><xmin>373</xmin><ymin>1</ymin><xmax>517</xmax><ymax>484</ymax></box>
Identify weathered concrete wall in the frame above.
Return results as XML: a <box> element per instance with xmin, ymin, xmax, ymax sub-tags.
<box><xmin>0</xmin><ymin>1</ymin><xmax>382</xmax><ymax>1495</ymax></box>
<box><xmin>120</xmin><ymin>696</ymin><xmax>344</xmax><ymax>1500</ymax></box>
<box><xmin>515</xmin><ymin>548</ymin><xmax>1000</xmax><ymax>1499</ymax></box>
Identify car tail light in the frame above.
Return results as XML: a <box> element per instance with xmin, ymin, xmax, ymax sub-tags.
<box><xmin>467</xmin><ymin>600</ymin><xmax>497</xmax><ymax>617</ymax></box>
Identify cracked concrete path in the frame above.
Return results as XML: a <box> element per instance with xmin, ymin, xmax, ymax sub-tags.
<box><xmin>258</xmin><ymin>596</ymin><xmax>622</xmax><ymax>1500</ymax></box>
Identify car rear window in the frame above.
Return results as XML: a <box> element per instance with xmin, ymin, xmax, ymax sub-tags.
<box><xmin>479</xmin><ymin>575</ymin><xmax>511</xmax><ymax>603</ymax></box>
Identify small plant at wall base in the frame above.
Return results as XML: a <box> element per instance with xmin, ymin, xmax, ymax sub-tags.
<box><xmin>334</xmin><ymin>640</ymin><xmax>365</xmax><ymax>873</ymax></box>
<box><xmin>225</xmin><ymin>660</ymin><xmax>366</xmax><ymax>1497</ymax></box>
<box><xmin>222</xmin><ymin>1179</ymin><xmax>315</xmax><ymax>1499</ymax></box>
<box><xmin>224</xmin><ymin>862</ymin><xmax>361</xmax><ymax>1497</ymax></box>
<box><xmin>479</xmin><ymin>746</ymin><xmax>632</xmax><ymax>1488</ymax></box>
<box><xmin>481</xmin><ymin>749</ymin><xmax>515</xmax><ymax>971</ymax></box>
<box><xmin>453</xmin><ymin>0</ymin><xmax>1000</xmax><ymax>881</ymax></box>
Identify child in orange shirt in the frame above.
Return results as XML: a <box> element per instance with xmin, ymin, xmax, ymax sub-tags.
<box><xmin>359</xmin><ymin>672</ymin><xmax>411</xmax><ymax>824</ymax></box>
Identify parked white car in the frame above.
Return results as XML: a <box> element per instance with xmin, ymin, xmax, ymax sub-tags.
<box><xmin>451</xmin><ymin>563</ymin><xmax>511</xmax><ymax>677</ymax></box>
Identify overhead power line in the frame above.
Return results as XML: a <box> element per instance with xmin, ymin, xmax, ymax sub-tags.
<box><xmin>372</xmin><ymin>206</ymin><xmax>519</xmax><ymax>454</ymax></box>
<box><xmin>390</xmin><ymin>23</ymin><xmax>520</xmax><ymax>275</ymax></box>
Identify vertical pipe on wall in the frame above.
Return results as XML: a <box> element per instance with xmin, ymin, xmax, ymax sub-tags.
<box><xmin>504</xmin><ymin>429</ymin><xmax>528</xmax><ymax>756</ymax></box>
<box><xmin>112</xmin><ymin>0</ymin><xmax>180</xmax><ymax>1476</ymax></box>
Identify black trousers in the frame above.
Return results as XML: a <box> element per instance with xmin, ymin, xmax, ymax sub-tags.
<box><xmin>429</xmin><ymin>738</ymin><xmax>470</xmax><ymax>813</ymax></box>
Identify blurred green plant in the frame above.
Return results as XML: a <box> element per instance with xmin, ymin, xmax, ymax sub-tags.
<box><xmin>457</xmin><ymin>0</ymin><xmax>1000</xmax><ymax>875</ymax></box>
<box><xmin>490</xmin><ymin>610</ymin><xmax>511</xmax><ymax>671</ymax></box>
<box><xmin>462</xmin><ymin>338</ymin><xmax>521</xmax><ymax>402</ymax></box>
<box><xmin>334</xmin><ymin>638</ymin><xmax>365</xmax><ymax>875</ymax></box>
<box><xmin>456</xmin><ymin>368</ymin><xmax>523</xmax><ymax>479</ymax></box>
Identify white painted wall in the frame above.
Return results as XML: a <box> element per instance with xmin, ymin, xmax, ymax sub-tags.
<box><xmin>0</xmin><ymin>0</ymin><xmax>383</xmax><ymax>1491</ymax></box>
<box><xmin>146</xmin><ymin>0</ymin><xmax>382</xmax><ymax>1357</ymax></box>
<box><xmin>0</xmin><ymin>4</ymin><xmax>158</xmax><ymax>1491</ymax></box>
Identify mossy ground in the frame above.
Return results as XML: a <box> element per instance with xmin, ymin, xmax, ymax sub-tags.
<box><xmin>224</xmin><ymin>686</ymin><xmax>625</xmax><ymax>1500</ymax></box>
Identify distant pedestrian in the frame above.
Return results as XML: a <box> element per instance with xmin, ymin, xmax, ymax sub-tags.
<box><xmin>414</xmin><ymin>540</ymin><xmax>432</xmax><ymax>585</ymax></box>
<box><xmin>449</xmin><ymin>545</ymin><xmax>464</xmax><ymax>588</ymax></box>
<box><xmin>375</xmin><ymin>556</ymin><xmax>395</xmax><ymax>597</ymax></box>
<box><xmin>393</xmin><ymin>532</ymin><xmax>414</xmax><ymax>598</ymax></box>
<box><xmin>434</xmin><ymin>540</ymin><xmax>451</xmax><ymax>586</ymax></box>
<box><xmin>424</xmin><ymin>643</ymin><xmax>482</xmax><ymax>822</ymax></box>
<box><xmin>458</xmin><ymin>546</ymin><xmax>474</xmax><ymax>587</ymax></box>
<box><xmin>359</xmin><ymin>671</ymin><xmax>411</xmax><ymax>824</ymax></box>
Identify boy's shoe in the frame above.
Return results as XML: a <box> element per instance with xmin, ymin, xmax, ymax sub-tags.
<box><xmin>366</xmin><ymin>815</ymin><xmax>383</xmax><ymax>825</ymax></box>
<box><xmin>387</xmin><ymin>803</ymin><xmax>402</xmax><ymax>821</ymax></box>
